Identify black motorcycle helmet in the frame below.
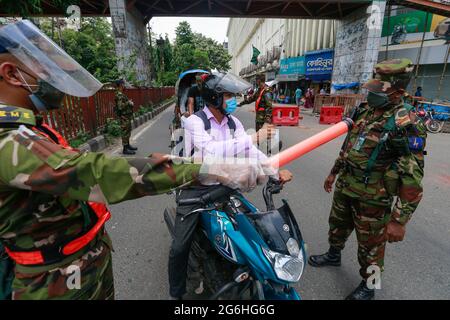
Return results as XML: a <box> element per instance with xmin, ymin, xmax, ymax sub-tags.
<box><xmin>202</xmin><ymin>72</ymin><xmax>251</xmax><ymax>110</ymax></box>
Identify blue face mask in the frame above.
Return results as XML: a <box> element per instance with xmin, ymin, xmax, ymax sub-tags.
<box><xmin>224</xmin><ymin>96</ymin><xmax>237</xmax><ymax>114</ymax></box>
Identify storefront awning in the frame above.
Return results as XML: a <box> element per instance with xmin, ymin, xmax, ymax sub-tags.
<box><xmin>306</xmin><ymin>73</ymin><xmax>331</xmax><ymax>82</ymax></box>
<box><xmin>276</xmin><ymin>74</ymin><xmax>304</xmax><ymax>82</ymax></box>
<box><xmin>332</xmin><ymin>82</ymin><xmax>360</xmax><ymax>90</ymax></box>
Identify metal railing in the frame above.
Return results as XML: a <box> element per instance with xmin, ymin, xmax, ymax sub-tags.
<box><xmin>43</xmin><ymin>87</ymin><xmax>175</xmax><ymax>140</ymax></box>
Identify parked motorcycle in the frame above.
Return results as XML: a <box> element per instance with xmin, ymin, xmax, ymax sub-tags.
<box><xmin>417</xmin><ymin>108</ymin><xmax>444</xmax><ymax>133</ymax></box>
<box><xmin>164</xmin><ymin>178</ymin><xmax>306</xmax><ymax>300</ymax></box>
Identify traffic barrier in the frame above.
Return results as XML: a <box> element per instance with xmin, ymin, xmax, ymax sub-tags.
<box><xmin>319</xmin><ymin>106</ymin><xmax>344</xmax><ymax>124</ymax></box>
<box><xmin>272</xmin><ymin>105</ymin><xmax>299</xmax><ymax>126</ymax></box>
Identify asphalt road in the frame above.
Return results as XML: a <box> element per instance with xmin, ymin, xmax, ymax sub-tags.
<box><xmin>107</xmin><ymin>103</ymin><xmax>450</xmax><ymax>300</ymax></box>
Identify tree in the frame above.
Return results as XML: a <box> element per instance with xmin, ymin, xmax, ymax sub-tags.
<box><xmin>193</xmin><ymin>33</ymin><xmax>232</xmax><ymax>71</ymax></box>
<box><xmin>1</xmin><ymin>0</ymin><xmax>78</xmax><ymax>16</ymax></box>
<box><xmin>39</xmin><ymin>17</ymin><xmax>119</xmax><ymax>83</ymax></box>
<box><xmin>175</xmin><ymin>21</ymin><xmax>194</xmax><ymax>47</ymax></box>
<box><xmin>172</xmin><ymin>21</ymin><xmax>231</xmax><ymax>74</ymax></box>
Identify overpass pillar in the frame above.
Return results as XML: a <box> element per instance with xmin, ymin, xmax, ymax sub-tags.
<box><xmin>109</xmin><ymin>0</ymin><xmax>152</xmax><ymax>86</ymax></box>
<box><xmin>331</xmin><ymin>1</ymin><xmax>386</xmax><ymax>94</ymax></box>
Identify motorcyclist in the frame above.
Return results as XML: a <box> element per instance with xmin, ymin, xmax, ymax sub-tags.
<box><xmin>0</xmin><ymin>20</ymin><xmax>267</xmax><ymax>300</ymax></box>
<box><xmin>168</xmin><ymin>71</ymin><xmax>293</xmax><ymax>299</ymax></box>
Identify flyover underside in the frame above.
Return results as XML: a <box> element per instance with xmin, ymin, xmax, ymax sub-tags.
<box><xmin>1</xmin><ymin>1</ymin><xmax>446</xmax><ymax>19</ymax></box>
<box><xmin>0</xmin><ymin>1</ymin><xmax>371</xmax><ymax>19</ymax></box>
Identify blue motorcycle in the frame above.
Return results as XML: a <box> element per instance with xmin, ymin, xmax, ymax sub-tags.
<box><xmin>164</xmin><ymin>178</ymin><xmax>306</xmax><ymax>300</ymax></box>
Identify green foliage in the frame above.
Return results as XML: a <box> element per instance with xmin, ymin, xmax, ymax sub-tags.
<box><xmin>136</xmin><ymin>103</ymin><xmax>154</xmax><ymax>116</ymax></box>
<box><xmin>193</xmin><ymin>33</ymin><xmax>232</xmax><ymax>72</ymax></box>
<box><xmin>69</xmin><ymin>131</ymin><xmax>90</xmax><ymax>148</ymax></box>
<box><xmin>39</xmin><ymin>17</ymin><xmax>119</xmax><ymax>83</ymax></box>
<box><xmin>153</xmin><ymin>21</ymin><xmax>232</xmax><ymax>86</ymax></box>
<box><xmin>175</xmin><ymin>21</ymin><xmax>194</xmax><ymax>47</ymax></box>
<box><xmin>157</xmin><ymin>70</ymin><xmax>178</xmax><ymax>86</ymax></box>
<box><xmin>104</xmin><ymin>118</ymin><xmax>122</xmax><ymax>137</ymax></box>
<box><xmin>1</xmin><ymin>0</ymin><xmax>78</xmax><ymax>16</ymax></box>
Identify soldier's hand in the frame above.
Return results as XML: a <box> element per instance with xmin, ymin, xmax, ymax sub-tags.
<box><xmin>324</xmin><ymin>173</ymin><xmax>336</xmax><ymax>193</ymax></box>
<box><xmin>386</xmin><ymin>220</ymin><xmax>406</xmax><ymax>243</ymax></box>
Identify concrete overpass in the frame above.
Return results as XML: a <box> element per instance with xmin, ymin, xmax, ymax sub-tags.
<box><xmin>1</xmin><ymin>0</ymin><xmax>448</xmax><ymax>90</ymax></box>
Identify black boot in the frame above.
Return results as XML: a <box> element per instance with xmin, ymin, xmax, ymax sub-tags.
<box><xmin>345</xmin><ymin>280</ymin><xmax>375</xmax><ymax>300</ymax></box>
<box><xmin>127</xmin><ymin>144</ymin><xmax>138</xmax><ymax>151</ymax></box>
<box><xmin>308</xmin><ymin>246</ymin><xmax>341</xmax><ymax>267</ymax></box>
<box><xmin>122</xmin><ymin>145</ymin><xmax>136</xmax><ymax>155</ymax></box>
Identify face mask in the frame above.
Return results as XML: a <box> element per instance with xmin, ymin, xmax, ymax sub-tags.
<box><xmin>367</xmin><ymin>91</ymin><xmax>390</xmax><ymax>109</ymax></box>
<box><xmin>224</xmin><ymin>96</ymin><xmax>237</xmax><ymax>114</ymax></box>
<box><xmin>17</xmin><ymin>68</ymin><xmax>65</xmax><ymax>112</ymax></box>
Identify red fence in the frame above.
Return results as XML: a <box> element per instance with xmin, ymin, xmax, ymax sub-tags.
<box><xmin>43</xmin><ymin>87</ymin><xmax>175</xmax><ymax>141</ymax></box>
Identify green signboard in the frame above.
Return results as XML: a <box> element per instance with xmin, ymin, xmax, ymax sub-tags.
<box><xmin>382</xmin><ymin>10</ymin><xmax>433</xmax><ymax>37</ymax></box>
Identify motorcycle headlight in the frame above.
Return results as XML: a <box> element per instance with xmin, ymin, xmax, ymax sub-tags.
<box><xmin>262</xmin><ymin>241</ymin><xmax>304</xmax><ymax>283</ymax></box>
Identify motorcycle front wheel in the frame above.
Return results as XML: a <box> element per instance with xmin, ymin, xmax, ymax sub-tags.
<box><xmin>426</xmin><ymin>120</ymin><xmax>443</xmax><ymax>133</ymax></box>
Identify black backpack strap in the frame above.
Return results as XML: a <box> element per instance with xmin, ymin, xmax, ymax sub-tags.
<box><xmin>194</xmin><ymin>110</ymin><xmax>236</xmax><ymax>138</ymax></box>
<box><xmin>194</xmin><ymin>110</ymin><xmax>211</xmax><ymax>131</ymax></box>
<box><xmin>226</xmin><ymin>115</ymin><xmax>236</xmax><ymax>132</ymax></box>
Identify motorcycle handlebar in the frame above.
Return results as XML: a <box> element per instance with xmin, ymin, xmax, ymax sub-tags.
<box><xmin>177</xmin><ymin>185</ymin><xmax>234</xmax><ymax>206</ymax></box>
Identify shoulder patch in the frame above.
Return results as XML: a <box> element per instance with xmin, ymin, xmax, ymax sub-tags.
<box><xmin>394</xmin><ymin>106</ymin><xmax>412</xmax><ymax>129</ymax></box>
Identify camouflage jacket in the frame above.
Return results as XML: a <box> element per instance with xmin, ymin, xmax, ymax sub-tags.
<box><xmin>331</xmin><ymin>102</ymin><xmax>425</xmax><ymax>225</ymax></box>
<box><xmin>246</xmin><ymin>86</ymin><xmax>273</xmax><ymax>123</ymax></box>
<box><xmin>385</xmin><ymin>117</ymin><xmax>427</xmax><ymax>225</ymax></box>
<box><xmin>114</xmin><ymin>90</ymin><xmax>134</xmax><ymax>117</ymax></box>
<box><xmin>0</xmin><ymin>105</ymin><xmax>200</xmax><ymax>266</ymax></box>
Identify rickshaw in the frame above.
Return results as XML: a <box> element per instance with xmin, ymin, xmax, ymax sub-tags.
<box><xmin>169</xmin><ymin>69</ymin><xmax>209</xmax><ymax>150</ymax></box>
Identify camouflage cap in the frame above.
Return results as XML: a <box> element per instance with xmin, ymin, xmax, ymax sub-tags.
<box><xmin>363</xmin><ymin>58</ymin><xmax>414</xmax><ymax>93</ymax></box>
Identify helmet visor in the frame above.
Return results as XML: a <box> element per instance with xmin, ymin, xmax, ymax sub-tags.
<box><xmin>0</xmin><ymin>20</ymin><xmax>102</xmax><ymax>97</ymax></box>
<box><xmin>211</xmin><ymin>72</ymin><xmax>251</xmax><ymax>94</ymax></box>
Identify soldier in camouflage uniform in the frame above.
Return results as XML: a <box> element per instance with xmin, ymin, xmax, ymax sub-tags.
<box><xmin>0</xmin><ymin>20</ymin><xmax>267</xmax><ymax>300</ymax></box>
<box><xmin>239</xmin><ymin>74</ymin><xmax>276</xmax><ymax>155</ymax></box>
<box><xmin>239</xmin><ymin>73</ymin><xmax>273</xmax><ymax>131</ymax></box>
<box><xmin>114</xmin><ymin>79</ymin><xmax>138</xmax><ymax>155</ymax></box>
<box><xmin>308</xmin><ymin>58</ymin><xmax>426</xmax><ymax>300</ymax></box>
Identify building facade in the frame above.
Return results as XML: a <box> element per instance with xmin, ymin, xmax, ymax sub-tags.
<box><xmin>227</xmin><ymin>17</ymin><xmax>338</xmax><ymax>101</ymax></box>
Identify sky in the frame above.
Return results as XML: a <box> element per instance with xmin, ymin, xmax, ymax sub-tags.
<box><xmin>149</xmin><ymin>17</ymin><xmax>230</xmax><ymax>44</ymax></box>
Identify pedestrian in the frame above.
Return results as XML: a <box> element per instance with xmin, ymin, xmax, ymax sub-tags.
<box><xmin>308</xmin><ymin>58</ymin><xmax>426</xmax><ymax>300</ymax></box>
<box><xmin>295</xmin><ymin>87</ymin><xmax>303</xmax><ymax>107</ymax></box>
<box><xmin>114</xmin><ymin>79</ymin><xmax>138</xmax><ymax>155</ymax></box>
<box><xmin>0</xmin><ymin>20</ymin><xmax>266</xmax><ymax>300</ymax></box>
<box><xmin>414</xmin><ymin>86</ymin><xmax>422</xmax><ymax>97</ymax></box>
<box><xmin>305</xmin><ymin>87</ymin><xmax>314</xmax><ymax>108</ymax></box>
<box><xmin>272</xmin><ymin>85</ymin><xmax>278</xmax><ymax>102</ymax></box>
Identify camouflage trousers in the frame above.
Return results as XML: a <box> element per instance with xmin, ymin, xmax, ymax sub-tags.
<box><xmin>11</xmin><ymin>233</ymin><xmax>114</xmax><ymax>300</ymax></box>
<box><xmin>328</xmin><ymin>187</ymin><xmax>391</xmax><ymax>280</ymax></box>
<box><xmin>256</xmin><ymin>112</ymin><xmax>274</xmax><ymax>155</ymax></box>
<box><xmin>255</xmin><ymin>111</ymin><xmax>271</xmax><ymax>131</ymax></box>
<box><xmin>120</xmin><ymin>114</ymin><xmax>133</xmax><ymax>146</ymax></box>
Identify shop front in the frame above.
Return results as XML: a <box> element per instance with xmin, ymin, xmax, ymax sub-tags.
<box><xmin>305</xmin><ymin>49</ymin><xmax>334</xmax><ymax>94</ymax></box>
<box><xmin>275</xmin><ymin>56</ymin><xmax>306</xmax><ymax>103</ymax></box>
